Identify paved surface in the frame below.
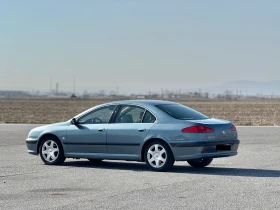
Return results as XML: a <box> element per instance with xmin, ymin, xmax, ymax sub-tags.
<box><xmin>0</xmin><ymin>124</ymin><xmax>280</xmax><ymax>210</ymax></box>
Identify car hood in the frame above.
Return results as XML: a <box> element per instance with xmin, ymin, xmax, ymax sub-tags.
<box><xmin>27</xmin><ymin>121</ymin><xmax>70</xmax><ymax>139</ymax></box>
<box><xmin>31</xmin><ymin>121</ymin><xmax>70</xmax><ymax>132</ymax></box>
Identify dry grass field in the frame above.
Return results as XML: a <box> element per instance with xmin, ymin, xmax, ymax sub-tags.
<box><xmin>0</xmin><ymin>98</ymin><xmax>280</xmax><ymax>126</ymax></box>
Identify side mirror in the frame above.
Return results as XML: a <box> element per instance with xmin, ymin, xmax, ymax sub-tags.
<box><xmin>71</xmin><ymin>118</ymin><xmax>77</xmax><ymax>125</ymax></box>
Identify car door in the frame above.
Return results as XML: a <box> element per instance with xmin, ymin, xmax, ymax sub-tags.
<box><xmin>66</xmin><ymin>105</ymin><xmax>117</xmax><ymax>154</ymax></box>
<box><xmin>106</xmin><ymin>105</ymin><xmax>156</xmax><ymax>154</ymax></box>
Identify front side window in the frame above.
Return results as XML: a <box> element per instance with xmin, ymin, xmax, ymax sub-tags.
<box><xmin>115</xmin><ymin>105</ymin><xmax>145</xmax><ymax>123</ymax></box>
<box><xmin>78</xmin><ymin>105</ymin><xmax>117</xmax><ymax>124</ymax></box>
<box><xmin>156</xmin><ymin>104</ymin><xmax>209</xmax><ymax>120</ymax></box>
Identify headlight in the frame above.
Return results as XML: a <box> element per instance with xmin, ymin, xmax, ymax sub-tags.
<box><xmin>27</xmin><ymin>129</ymin><xmax>39</xmax><ymax>139</ymax></box>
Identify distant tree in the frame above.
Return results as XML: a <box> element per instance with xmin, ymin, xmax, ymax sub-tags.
<box><xmin>70</xmin><ymin>94</ymin><xmax>77</xmax><ymax>99</ymax></box>
<box><xmin>99</xmin><ymin>90</ymin><xmax>106</xmax><ymax>96</ymax></box>
<box><xmin>83</xmin><ymin>90</ymin><xmax>89</xmax><ymax>98</ymax></box>
<box><xmin>224</xmin><ymin>90</ymin><xmax>233</xmax><ymax>99</ymax></box>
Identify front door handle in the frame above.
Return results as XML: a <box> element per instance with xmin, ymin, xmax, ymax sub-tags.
<box><xmin>98</xmin><ymin>128</ymin><xmax>105</xmax><ymax>132</ymax></box>
<box><xmin>138</xmin><ymin>128</ymin><xmax>146</xmax><ymax>132</ymax></box>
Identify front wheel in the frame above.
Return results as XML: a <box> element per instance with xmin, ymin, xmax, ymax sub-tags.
<box><xmin>187</xmin><ymin>158</ymin><xmax>213</xmax><ymax>168</ymax></box>
<box><xmin>39</xmin><ymin>137</ymin><xmax>66</xmax><ymax>165</ymax></box>
<box><xmin>144</xmin><ymin>141</ymin><xmax>174</xmax><ymax>172</ymax></box>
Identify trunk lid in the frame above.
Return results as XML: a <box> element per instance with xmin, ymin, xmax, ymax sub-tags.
<box><xmin>187</xmin><ymin>118</ymin><xmax>238</xmax><ymax>140</ymax></box>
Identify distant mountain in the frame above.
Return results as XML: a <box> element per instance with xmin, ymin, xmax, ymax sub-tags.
<box><xmin>207</xmin><ymin>80</ymin><xmax>280</xmax><ymax>95</ymax></box>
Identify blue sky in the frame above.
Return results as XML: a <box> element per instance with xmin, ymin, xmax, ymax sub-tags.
<box><xmin>0</xmin><ymin>0</ymin><xmax>279</xmax><ymax>94</ymax></box>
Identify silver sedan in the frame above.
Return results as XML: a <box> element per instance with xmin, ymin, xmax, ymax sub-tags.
<box><xmin>26</xmin><ymin>100</ymin><xmax>240</xmax><ymax>172</ymax></box>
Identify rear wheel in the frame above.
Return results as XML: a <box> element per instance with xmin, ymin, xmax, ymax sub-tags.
<box><xmin>39</xmin><ymin>137</ymin><xmax>65</xmax><ymax>165</ymax></box>
<box><xmin>187</xmin><ymin>158</ymin><xmax>213</xmax><ymax>168</ymax></box>
<box><xmin>144</xmin><ymin>140</ymin><xmax>174</xmax><ymax>172</ymax></box>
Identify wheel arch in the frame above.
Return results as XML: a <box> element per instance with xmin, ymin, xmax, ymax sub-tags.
<box><xmin>37</xmin><ymin>133</ymin><xmax>64</xmax><ymax>154</ymax></box>
<box><xmin>141</xmin><ymin>138</ymin><xmax>174</xmax><ymax>161</ymax></box>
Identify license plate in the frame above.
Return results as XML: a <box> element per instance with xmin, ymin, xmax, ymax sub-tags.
<box><xmin>216</xmin><ymin>144</ymin><xmax>231</xmax><ymax>151</ymax></box>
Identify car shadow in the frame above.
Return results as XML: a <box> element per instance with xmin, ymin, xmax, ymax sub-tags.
<box><xmin>62</xmin><ymin>160</ymin><xmax>280</xmax><ymax>178</ymax></box>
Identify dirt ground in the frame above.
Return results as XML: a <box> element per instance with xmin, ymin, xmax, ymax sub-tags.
<box><xmin>0</xmin><ymin>98</ymin><xmax>279</xmax><ymax>125</ymax></box>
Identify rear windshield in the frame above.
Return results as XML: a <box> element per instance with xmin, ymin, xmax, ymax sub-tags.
<box><xmin>156</xmin><ymin>104</ymin><xmax>209</xmax><ymax>120</ymax></box>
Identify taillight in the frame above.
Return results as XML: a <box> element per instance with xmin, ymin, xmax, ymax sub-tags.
<box><xmin>231</xmin><ymin>125</ymin><xmax>237</xmax><ymax>131</ymax></box>
<box><xmin>182</xmin><ymin>125</ymin><xmax>214</xmax><ymax>133</ymax></box>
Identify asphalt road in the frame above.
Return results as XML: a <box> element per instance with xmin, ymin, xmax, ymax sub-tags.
<box><xmin>1</xmin><ymin>124</ymin><xmax>280</xmax><ymax>210</ymax></box>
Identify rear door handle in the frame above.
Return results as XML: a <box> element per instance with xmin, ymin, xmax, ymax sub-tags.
<box><xmin>98</xmin><ymin>128</ymin><xmax>105</xmax><ymax>132</ymax></box>
<box><xmin>138</xmin><ymin>129</ymin><xmax>146</xmax><ymax>132</ymax></box>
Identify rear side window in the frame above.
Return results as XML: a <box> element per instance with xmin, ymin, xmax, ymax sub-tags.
<box><xmin>156</xmin><ymin>104</ymin><xmax>209</xmax><ymax>120</ymax></box>
<box><xmin>142</xmin><ymin>111</ymin><xmax>156</xmax><ymax>123</ymax></box>
<box><xmin>115</xmin><ymin>105</ymin><xmax>145</xmax><ymax>123</ymax></box>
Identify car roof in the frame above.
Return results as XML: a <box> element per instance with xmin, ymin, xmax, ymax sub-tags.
<box><xmin>108</xmin><ymin>100</ymin><xmax>177</xmax><ymax>106</ymax></box>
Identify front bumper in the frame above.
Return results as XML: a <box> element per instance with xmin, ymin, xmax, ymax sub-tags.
<box><xmin>26</xmin><ymin>138</ymin><xmax>38</xmax><ymax>155</ymax></box>
<box><xmin>170</xmin><ymin>139</ymin><xmax>240</xmax><ymax>161</ymax></box>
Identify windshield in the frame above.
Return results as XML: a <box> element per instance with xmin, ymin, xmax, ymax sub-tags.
<box><xmin>156</xmin><ymin>104</ymin><xmax>209</xmax><ymax>120</ymax></box>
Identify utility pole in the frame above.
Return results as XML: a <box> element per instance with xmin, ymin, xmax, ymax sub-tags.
<box><xmin>73</xmin><ymin>76</ymin><xmax>76</xmax><ymax>95</ymax></box>
<box><xmin>56</xmin><ymin>83</ymin><xmax>59</xmax><ymax>95</ymax></box>
<box><xmin>50</xmin><ymin>77</ymin><xmax>53</xmax><ymax>93</ymax></box>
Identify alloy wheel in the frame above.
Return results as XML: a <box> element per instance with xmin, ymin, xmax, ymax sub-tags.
<box><xmin>147</xmin><ymin>144</ymin><xmax>167</xmax><ymax>168</ymax></box>
<box><xmin>41</xmin><ymin>140</ymin><xmax>59</xmax><ymax>163</ymax></box>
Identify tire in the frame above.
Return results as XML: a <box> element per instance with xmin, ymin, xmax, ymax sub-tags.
<box><xmin>144</xmin><ymin>140</ymin><xmax>174</xmax><ymax>172</ymax></box>
<box><xmin>39</xmin><ymin>137</ymin><xmax>66</xmax><ymax>165</ymax></box>
<box><xmin>88</xmin><ymin>159</ymin><xmax>104</xmax><ymax>164</ymax></box>
<box><xmin>187</xmin><ymin>158</ymin><xmax>213</xmax><ymax>168</ymax></box>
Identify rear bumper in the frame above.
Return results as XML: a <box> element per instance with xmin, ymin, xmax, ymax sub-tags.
<box><xmin>170</xmin><ymin>139</ymin><xmax>240</xmax><ymax>161</ymax></box>
<box><xmin>170</xmin><ymin>139</ymin><xmax>240</xmax><ymax>147</ymax></box>
<box><xmin>26</xmin><ymin>138</ymin><xmax>38</xmax><ymax>155</ymax></box>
